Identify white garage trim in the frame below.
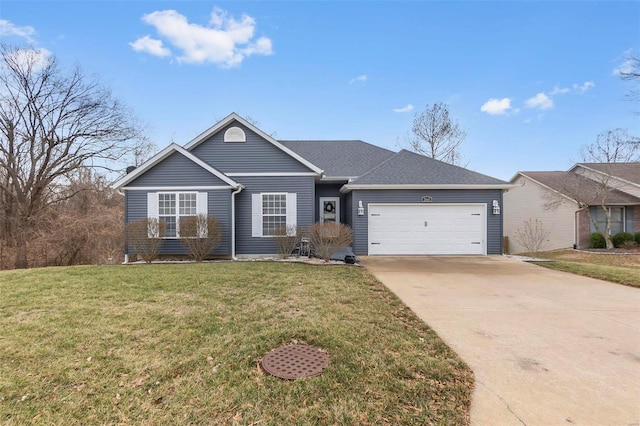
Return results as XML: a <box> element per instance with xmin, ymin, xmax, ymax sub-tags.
<box><xmin>368</xmin><ymin>203</ymin><xmax>487</xmax><ymax>255</ymax></box>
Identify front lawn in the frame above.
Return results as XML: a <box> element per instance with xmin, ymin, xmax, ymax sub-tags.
<box><xmin>0</xmin><ymin>262</ymin><xmax>472</xmax><ymax>425</ymax></box>
<box><xmin>528</xmin><ymin>249</ymin><xmax>640</xmax><ymax>288</ymax></box>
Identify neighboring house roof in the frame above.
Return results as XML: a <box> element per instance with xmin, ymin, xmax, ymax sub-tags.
<box><xmin>279</xmin><ymin>140</ymin><xmax>395</xmax><ymax>179</ymax></box>
<box><xmin>111</xmin><ymin>143</ymin><xmax>240</xmax><ymax>190</ymax></box>
<box><xmin>516</xmin><ymin>171</ymin><xmax>640</xmax><ymax>205</ymax></box>
<box><xmin>574</xmin><ymin>162</ymin><xmax>640</xmax><ymax>186</ymax></box>
<box><xmin>343</xmin><ymin>149</ymin><xmax>512</xmax><ymax>191</ymax></box>
<box><xmin>183</xmin><ymin>112</ymin><xmax>323</xmax><ymax>174</ymax></box>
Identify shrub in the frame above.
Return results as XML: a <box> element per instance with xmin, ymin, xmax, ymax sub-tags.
<box><xmin>179</xmin><ymin>214</ymin><xmax>222</xmax><ymax>262</ymax></box>
<box><xmin>589</xmin><ymin>232</ymin><xmax>606</xmax><ymax>249</ymax></box>
<box><xmin>635</xmin><ymin>232</ymin><xmax>640</xmax><ymax>245</ymax></box>
<box><xmin>513</xmin><ymin>218</ymin><xmax>551</xmax><ymax>254</ymax></box>
<box><xmin>612</xmin><ymin>232</ymin><xmax>634</xmax><ymax>248</ymax></box>
<box><xmin>126</xmin><ymin>218</ymin><xmax>166</xmax><ymax>263</ymax></box>
<box><xmin>308</xmin><ymin>222</ymin><xmax>353</xmax><ymax>261</ymax></box>
<box><xmin>271</xmin><ymin>225</ymin><xmax>302</xmax><ymax>258</ymax></box>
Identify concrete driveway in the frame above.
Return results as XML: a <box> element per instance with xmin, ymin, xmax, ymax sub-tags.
<box><xmin>361</xmin><ymin>256</ymin><xmax>640</xmax><ymax>425</ymax></box>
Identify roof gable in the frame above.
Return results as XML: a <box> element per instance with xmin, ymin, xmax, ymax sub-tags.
<box><xmin>111</xmin><ymin>143</ymin><xmax>239</xmax><ymax>189</ymax></box>
<box><xmin>517</xmin><ymin>171</ymin><xmax>640</xmax><ymax>205</ymax></box>
<box><xmin>346</xmin><ymin>150</ymin><xmax>510</xmax><ymax>188</ymax></box>
<box><xmin>572</xmin><ymin>163</ymin><xmax>640</xmax><ymax>187</ymax></box>
<box><xmin>184</xmin><ymin>113</ymin><xmax>322</xmax><ymax>174</ymax></box>
<box><xmin>279</xmin><ymin>140</ymin><xmax>395</xmax><ymax>178</ymax></box>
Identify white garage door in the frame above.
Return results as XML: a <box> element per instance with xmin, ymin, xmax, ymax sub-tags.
<box><xmin>368</xmin><ymin>204</ymin><xmax>486</xmax><ymax>255</ymax></box>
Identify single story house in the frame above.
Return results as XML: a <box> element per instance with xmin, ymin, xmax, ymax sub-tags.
<box><xmin>504</xmin><ymin>163</ymin><xmax>640</xmax><ymax>253</ymax></box>
<box><xmin>112</xmin><ymin>113</ymin><xmax>512</xmax><ymax>260</ymax></box>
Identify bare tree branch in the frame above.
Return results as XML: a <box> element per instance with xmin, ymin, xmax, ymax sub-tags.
<box><xmin>408</xmin><ymin>102</ymin><xmax>466</xmax><ymax>166</ymax></box>
<box><xmin>0</xmin><ymin>44</ymin><xmax>145</xmax><ymax>267</ymax></box>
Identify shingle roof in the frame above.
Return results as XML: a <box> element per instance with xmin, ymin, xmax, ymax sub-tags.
<box><xmin>350</xmin><ymin>149</ymin><xmax>509</xmax><ymax>185</ymax></box>
<box><xmin>578</xmin><ymin>163</ymin><xmax>640</xmax><ymax>186</ymax></box>
<box><xmin>279</xmin><ymin>140</ymin><xmax>395</xmax><ymax>178</ymax></box>
<box><xmin>519</xmin><ymin>171</ymin><xmax>640</xmax><ymax>205</ymax></box>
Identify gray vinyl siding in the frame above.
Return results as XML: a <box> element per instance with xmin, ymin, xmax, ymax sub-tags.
<box><xmin>125</xmin><ymin>189</ymin><xmax>232</xmax><ymax>256</ymax></box>
<box><xmin>190</xmin><ymin>122</ymin><xmax>314</xmax><ymax>174</ymax></box>
<box><xmin>344</xmin><ymin>192</ymin><xmax>353</xmax><ymax>228</ymax></box>
<box><xmin>314</xmin><ymin>183</ymin><xmax>345</xmax><ymax>223</ymax></box>
<box><xmin>350</xmin><ymin>189</ymin><xmax>504</xmax><ymax>255</ymax></box>
<box><xmin>235</xmin><ymin>176</ymin><xmax>315</xmax><ymax>255</ymax></box>
<box><xmin>127</xmin><ymin>151</ymin><xmax>230</xmax><ymax>187</ymax></box>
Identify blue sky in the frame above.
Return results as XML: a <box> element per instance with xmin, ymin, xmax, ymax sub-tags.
<box><xmin>1</xmin><ymin>1</ymin><xmax>638</xmax><ymax>180</ymax></box>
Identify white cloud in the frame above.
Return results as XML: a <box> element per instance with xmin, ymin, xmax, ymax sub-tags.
<box><xmin>393</xmin><ymin>104</ymin><xmax>414</xmax><ymax>113</ymax></box>
<box><xmin>129</xmin><ymin>35</ymin><xmax>171</xmax><ymax>57</ymax></box>
<box><xmin>480</xmin><ymin>98</ymin><xmax>512</xmax><ymax>115</ymax></box>
<box><xmin>0</xmin><ymin>19</ymin><xmax>36</xmax><ymax>42</ymax></box>
<box><xmin>131</xmin><ymin>8</ymin><xmax>273</xmax><ymax>67</ymax></box>
<box><xmin>525</xmin><ymin>92</ymin><xmax>553</xmax><ymax>110</ymax></box>
<box><xmin>549</xmin><ymin>85</ymin><xmax>570</xmax><ymax>95</ymax></box>
<box><xmin>573</xmin><ymin>81</ymin><xmax>595</xmax><ymax>93</ymax></box>
<box><xmin>349</xmin><ymin>74</ymin><xmax>367</xmax><ymax>84</ymax></box>
<box><xmin>5</xmin><ymin>47</ymin><xmax>52</xmax><ymax>71</ymax></box>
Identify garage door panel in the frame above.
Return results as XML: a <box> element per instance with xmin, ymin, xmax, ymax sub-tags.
<box><xmin>368</xmin><ymin>204</ymin><xmax>486</xmax><ymax>255</ymax></box>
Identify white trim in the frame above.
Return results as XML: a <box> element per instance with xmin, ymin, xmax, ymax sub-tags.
<box><xmin>111</xmin><ymin>143</ymin><xmax>240</xmax><ymax>189</ymax></box>
<box><xmin>123</xmin><ymin>186</ymin><xmax>233</xmax><ymax>191</ymax></box>
<box><xmin>183</xmin><ymin>112</ymin><xmax>324</xmax><ymax>174</ymax></box>
<box><xmin>224</xmin><ymin>126</ymin><xmax>246</xmax><ymax>143</ymax></box>
<box><xmin>320</xmin><ymin>176</ymin><xmax>354</xmax><ymax>181</ymax></box>
<box><xmin>231</xmin><ymin>185</ymin><xmax>244</xmax><ymax>260</ymax></box>
<box><xmin>341</xmin><ymin>183</ymin><xmax>515</xmax><ymax>193</ymax></box>
<box><xmin>226</xmin><ymin>172</ymin><xmax>319</xmax><ymax>177</ymax></box>
<box><xmin>319</xmin><ymin>197</ymin><xmax>340</xmax><ymax>223</ymax></box>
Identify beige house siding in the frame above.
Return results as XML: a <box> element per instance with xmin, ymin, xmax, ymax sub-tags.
<box><xmin>504</xmin><ymin>175</ymin><xmax>578</xmax><ymax>254</ymax></box>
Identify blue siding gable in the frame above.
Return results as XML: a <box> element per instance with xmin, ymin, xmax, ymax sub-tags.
<box><xmin>126</xmin><ymin>150</ymin><xmax>232</xmax><ymax>187</ymax></box>
<box><xmin>190</xmin><ymin>122</ymin><xmax>316</xmax><ymax>174</ymax></box>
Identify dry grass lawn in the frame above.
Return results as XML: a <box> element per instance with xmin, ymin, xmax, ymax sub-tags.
<box><xmin>529</xmin><ymin>249</ymin><xmax>640</xmax><ymax>288</ymax></box>
<box><xmin>0</xmin><ymin>262</ymin><xmax>473</xmax><ymax>425</ymax></box>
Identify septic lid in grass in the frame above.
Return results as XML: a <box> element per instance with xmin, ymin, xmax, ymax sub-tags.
<box><xmin>261</xmin><ymin>344</ymin><xmax>329</xmax><ymax>380</ymax></box>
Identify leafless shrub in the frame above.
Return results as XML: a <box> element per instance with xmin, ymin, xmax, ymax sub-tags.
<box><xmin>126</xmin><ymin>218</ymin><xmax>166</xmax><ymax>263</ymax></box>
<box><xmin>514</xmin><ymin>218</ymin><xmax>551</xmax><ymax>254</ymax></box>
<box><xmin>179</xmin><ymin>214</ymin><xmax>222</xmax><ymax>262</ymax></box>
<box><xmin>272</xmin><ymin>225</ymin><xmax>302</xmax><ymax>258</ymax></box>
<box><xmin>308</xmin><ymin>222</ymin><xmax>353</xmax><ymax>261</ymax></box>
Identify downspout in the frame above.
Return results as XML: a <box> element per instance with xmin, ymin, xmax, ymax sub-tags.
<box><xmin>231</xmin><ymin>185</ymin><xmax>244</xmax><ymax>260</ymax></box>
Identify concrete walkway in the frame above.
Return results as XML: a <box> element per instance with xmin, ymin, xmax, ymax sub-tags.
<box><xmin>361</xmin><ymin>256</ymin><xmax>640</xmax><ymax>425</ymax></box>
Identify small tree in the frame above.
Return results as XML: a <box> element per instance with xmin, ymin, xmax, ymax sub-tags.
<box><xmin>308</xmin><ymin>222</ymin><xmax>353</xmax><ymax>261</ymax></box>
<box><xmin>126</xmin><ymin>218</ymin><xmax>166</xmax><ymax>263</ymax></box>
<box><xmin>514</xmin><ymin>219</ymin><xmax>551</xmax><ymax>254</ymax></box>
<box><xmin>179</xmin><ymin>214</ymin><xmax>222</xmax><ymax>262</ymax></box>
<box><xmin>272</xmin><ymin>225</ymin><xmax>302</xmax><ymax>258</ymax></box>
<box><xmin>409</xmin><ymin>102</ymin><xmax>466</xmax><ymax>165</ymax></box>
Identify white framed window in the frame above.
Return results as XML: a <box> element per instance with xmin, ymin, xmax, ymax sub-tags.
<box><xmin>148</xmin><ymin>192</ymin><xmax>207</xmax><ymax>238</ymax></box>
<box><xmin>252</xmin><ymin>192</ymin><xmax>297</xmax><ymax>237</ymax></box>
<box><xmin>224</xmin><ymin>126</ymin><xmax>246</xmax><ymax>143</ymax></box>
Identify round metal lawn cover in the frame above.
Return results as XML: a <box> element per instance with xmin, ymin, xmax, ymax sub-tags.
<box><xmin>262</xmin><ymin>344</ymin><xmax>329</xmax><ymax>380</ymax></box>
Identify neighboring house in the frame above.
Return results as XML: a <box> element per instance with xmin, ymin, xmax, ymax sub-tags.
<box><xmin>112</xmin><ymin>113</ymin><xmax>512</xmax><ymax>260</ymax></box>
<box><xmin>504</xmin><ymin>163</ymin><xmax>640</xmax><ymax>253</ymax></box>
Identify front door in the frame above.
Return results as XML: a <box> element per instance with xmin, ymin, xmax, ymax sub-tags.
<box><xmin>320</xmin><ymin>197</ymin><xmax>340</xmax><ymax>223</ymax></box>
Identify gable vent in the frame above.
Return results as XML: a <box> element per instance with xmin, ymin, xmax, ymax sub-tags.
<box><xmin>224</xmin><ymin>126</ymin><xmax>246</xmax><ymax>143</ymax></box>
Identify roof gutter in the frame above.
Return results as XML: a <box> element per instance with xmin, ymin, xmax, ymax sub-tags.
<box><xmin>231</xmin><ymin>185</ymin><xmax>245</xmax><ymax>260</ymax></box>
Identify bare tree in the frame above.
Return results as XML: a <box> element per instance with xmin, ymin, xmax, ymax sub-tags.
<box><xmin>271</xmin><ymin>225</ymin><xmax>302</xmax><ymax>258</ymax></box>
<box><xmin>126</xmin><ymin>218</ymin><xmax>166</xmax><ymax>263</ymax></box>
<box><xmin>619</xmin><ymin>55</ymin><xmax>640</xmax><ymax>112</ymax></box>
<box><xmin>0</xmin><ymin>45</ymin><xmax>143</xmax><ymax>268</ymax></box>
<box><xmin>308</xmin><ymin>222</ymin><xmax>353</xmax><ymax>261</ymax></box>
<box><xmin>409</xmin><ymin>102</ymin><xmax>466</xmax><ymax>165</ymax></box>
<box><xmin>546</xmin><ymin>129</ymin><xmax>639</xmax><ymax>249</ymax></box>
<box><xmin>514</xmin><ymin>219</ymin><xmax>551</xmax><ymax>254</ymax></box>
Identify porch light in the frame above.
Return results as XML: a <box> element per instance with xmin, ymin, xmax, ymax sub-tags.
<box><xmin>492</xmin><ymin>200</ymin><xmax>501</xmax><ymax>215</ymax></box>
<box><xmin>357</xmin><ymin>201</ymin><xmax>365</xmax><ymax>216</ymax></box>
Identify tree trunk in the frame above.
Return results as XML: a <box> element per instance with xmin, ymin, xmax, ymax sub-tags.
<box><xmin>14</xmin><ymin>232</ymin><xmax>28</xmax><ymax>269</ymax></box>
